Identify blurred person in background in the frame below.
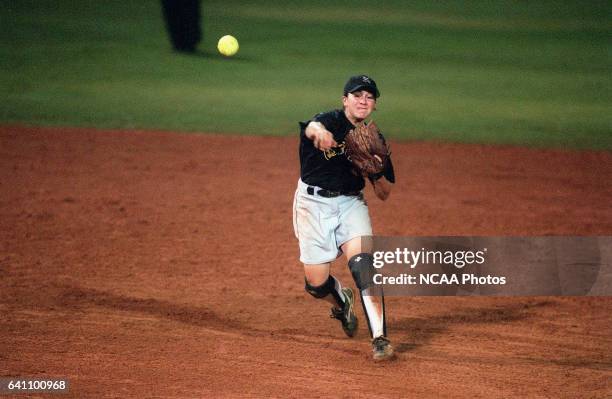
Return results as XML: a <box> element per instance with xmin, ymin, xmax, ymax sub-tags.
<box><xmin>161</xmin><ymin>0</ymin><xmax>202</xmax><ymax>53</ymax></box>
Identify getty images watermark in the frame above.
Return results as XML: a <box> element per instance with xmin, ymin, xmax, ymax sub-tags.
<box><xmin>359</xmin><ymin>236</ymin><xmax>612</xmax><ymax>296</ymax></box>
<box><xmin>372</xmin><ymin>246</ymin><xmax>504</xmax><ymax>285</ymax></box>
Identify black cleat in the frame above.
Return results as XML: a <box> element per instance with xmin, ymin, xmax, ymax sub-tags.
<box><xmin>330</xmin><ymin>287</ymin><xmax>358</xmax><ymax>337</ymax></box>
<box><xmin>372</xmin><ymin>336</ymin><xmax>395</xmax><ymax>361</ymax></box>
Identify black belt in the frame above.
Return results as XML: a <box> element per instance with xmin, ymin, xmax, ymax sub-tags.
<box><xmin>307</xmin><ymin>186</ymin><xmax>361</xmax><ymax>198</ymax></box>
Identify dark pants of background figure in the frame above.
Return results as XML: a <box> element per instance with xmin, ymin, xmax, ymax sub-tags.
<box><xmin>161</xmin><ymin>0</ymin><xmax>202</xmax><ymax>53</ymax></box>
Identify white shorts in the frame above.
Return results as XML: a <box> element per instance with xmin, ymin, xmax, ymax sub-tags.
<box><xmin>293</xmin><ymin>179</ymin><xmax>372</xmax><ymax>265</ymax></box>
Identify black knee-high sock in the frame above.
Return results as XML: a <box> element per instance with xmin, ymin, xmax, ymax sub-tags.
<box><xmin>328</xmin><ymin>275</ymin><xmax>345</xmax><ymax>308</ymax></box>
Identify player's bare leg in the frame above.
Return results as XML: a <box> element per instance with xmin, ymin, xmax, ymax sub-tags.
<box><xmin>342</xmin><ymin>237</ymin><xmax>395</xmax><ymax>361</ymax></box>
<box><xmin>303</xmin><ymin>263</ymin><xmax>358</xmax><ymax>337</ymax></box>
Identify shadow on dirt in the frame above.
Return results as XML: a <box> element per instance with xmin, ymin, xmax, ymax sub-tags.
<box><xmin>391</xmin><ymin>300</ymin><xmax>554</xmax><ymax>354</ymax></box>
<box><xmin>55</xmin><ymin>285</ymin><xmax>246</xmax><ymax>331</ymax></box>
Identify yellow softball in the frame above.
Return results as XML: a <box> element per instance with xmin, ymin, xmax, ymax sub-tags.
<box><xmin>217</xmin><ymin>35</ymin><xmax>239</xmax><ymax>57</ymax></box>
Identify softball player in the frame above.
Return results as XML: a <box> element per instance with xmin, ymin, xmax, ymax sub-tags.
<box><xmin>293</xmin><ymin>75</ymin><xmax>396</xmax><ymax>361</ymax></box>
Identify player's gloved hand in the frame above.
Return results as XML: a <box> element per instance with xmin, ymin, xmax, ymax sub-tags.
<box><xmin>344</xmin><ymin>121</ymin><xmax>390</xmax><ymax>177</ymax></box>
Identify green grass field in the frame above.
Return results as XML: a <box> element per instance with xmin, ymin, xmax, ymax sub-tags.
<box><xmin>1</xmin><ymin>0</ymin><xmax>610</xmax><ymax>148</ymax></box>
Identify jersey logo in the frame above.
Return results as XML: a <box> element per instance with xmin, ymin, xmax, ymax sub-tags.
<box><xmin>323</xmin><ymin>142</ymin><xmax>346</xmax><ymax>160</ymax></box>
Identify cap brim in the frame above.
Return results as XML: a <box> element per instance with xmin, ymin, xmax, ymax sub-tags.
<box><xmin>346</xmin><ymin>84</ymin><xmax>380</xmax><ymax>98</ymax></box>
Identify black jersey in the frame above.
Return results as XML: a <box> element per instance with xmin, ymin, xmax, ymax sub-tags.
<box><xmin>298</xmin><ymin>109</ymin><xmax>395</xmax><ymax>192</ymax></box>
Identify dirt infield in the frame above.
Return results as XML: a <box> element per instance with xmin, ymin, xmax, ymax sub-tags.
<box><xmin>1</xmin><ymin>125</ymin><xmax>611</xmax><ymax>398</ymax></box>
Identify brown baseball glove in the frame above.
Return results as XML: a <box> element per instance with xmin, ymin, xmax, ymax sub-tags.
<box><xmin>344</xmin><ymin>121</ymin><xmax>389</xmax><ymax>177</ymax></box>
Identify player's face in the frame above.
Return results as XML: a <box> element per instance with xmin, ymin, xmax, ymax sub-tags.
<box><xmin>343</xmin><ymin>90</ymin><xmax>376</xmax><ymax>123</ymax></box>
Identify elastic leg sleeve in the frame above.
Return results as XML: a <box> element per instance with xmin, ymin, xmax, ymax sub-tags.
<box><xmin>348</xmin><ymin>253</ymin><xmax>387</xmax><ymax>338</ymax></box>
<box><xmin>305</xmin><ymin>275</ymin><xmax>345</xmax><ymax>306</ymax></box>
<box><xmin>348</xmin><ymin>253</ymin><xmax>376</xmax><ymax>290</ymax></box>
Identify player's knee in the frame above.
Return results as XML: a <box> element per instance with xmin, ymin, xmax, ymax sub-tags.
<box><xmin>304</xmin><ymin>276</ymin><xmax>333</xmax><ymax>299</ymax></box>
<box><xmin>348</xmin><ymin>253</ymin><xmax>375</xmax><ymax>290</ymax></box>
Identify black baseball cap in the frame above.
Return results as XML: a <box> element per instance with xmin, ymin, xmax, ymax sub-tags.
<box><xmin>343</xmin><ymin>75</ymin><xmax>380</xmax><ymax>99</ymax></box>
